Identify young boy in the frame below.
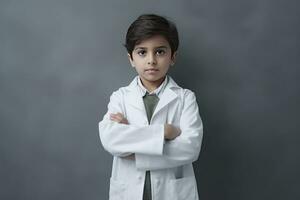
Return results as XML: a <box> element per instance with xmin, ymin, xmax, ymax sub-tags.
<box><xmin>98</xmin><ymin>14</ymin><xmax>203</xmax><ymax>200</ymax></box>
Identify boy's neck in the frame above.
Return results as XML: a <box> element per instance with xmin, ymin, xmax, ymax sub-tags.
<box><xmin>140</xmin><ymin>76</ymin><xmax>166</xmax><ymax>93</ymax></box>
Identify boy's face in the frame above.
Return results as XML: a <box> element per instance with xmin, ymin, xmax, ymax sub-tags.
<box><xmin>128</xmin><ymin>35</ymin><xmax>177</xmax><ymax>86</ymax></box>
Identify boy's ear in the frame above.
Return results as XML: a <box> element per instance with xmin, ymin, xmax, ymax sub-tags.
<box><xmin>171</xmin><ymin>51</ymin><xmax>177</xmax><ymax>66</ymax></box>
<box><xmin>127</xmin><ymin>53</ymin><xmax>135</xmax><ymax>67</ymax></box>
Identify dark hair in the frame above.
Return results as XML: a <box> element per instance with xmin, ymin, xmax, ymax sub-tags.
<box><xmin>124</xmin><ymin>14</ymin><xmax>179</xmax><ymax>59</ymax></box>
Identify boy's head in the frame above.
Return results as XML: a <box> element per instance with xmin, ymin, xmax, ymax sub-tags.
<box><xmin>125</xmin><ymin>14</ymin><xmax>179</xmax><ymax>59</ymax></box>
<box><xmin>124</xmin><ymin>14</ymin><xmax>179</xmax><ymax>86</ymax></box>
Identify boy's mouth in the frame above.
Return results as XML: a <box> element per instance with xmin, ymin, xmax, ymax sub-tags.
<box><xmin>145</xmin><ymin>68</ymin><xmax>159</xmax><ymax>72</ymax></box>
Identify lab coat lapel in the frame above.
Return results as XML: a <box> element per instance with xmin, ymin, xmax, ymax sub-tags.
<box><xmin>153</xmin><ymin>76</ymin><xmax>181</xmax><ymax>118</ymax></box>
<box><xmin>126</xmin><ymin>77</ymin><xmax>146</xmax><ymax>112</ymax></box>
<box><xmin>151</xmin><ymin>87</ymin><xmax>177</xmax><ymax>118</ymax></box>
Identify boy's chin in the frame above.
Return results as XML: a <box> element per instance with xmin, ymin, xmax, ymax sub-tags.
<box><xmin>143</xmin><ymin>75</ymin><xmax>166</xmax><ymax>82</ymax></box>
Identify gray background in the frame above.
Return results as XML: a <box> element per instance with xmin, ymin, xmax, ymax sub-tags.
<box><xmin>1</xmin><ymin>0</ymin><xmax>299</xmax><ymax>199</ymax></box>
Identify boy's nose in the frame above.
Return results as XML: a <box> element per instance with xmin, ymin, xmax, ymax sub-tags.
<box><xmin>147</xmin><ymin>53</ymin><xmax>157</xmax><ymax>65</ymax></box>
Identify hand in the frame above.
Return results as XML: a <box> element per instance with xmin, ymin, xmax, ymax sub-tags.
<box><xmin>110</xmin><ymin>112</ymin><xmax>129</xmax><ymax>124</ymax></box>
<box><xmin>164</xmin><ymin>124</ymin><xmax>181</xmax><ymax>140</ymax></box>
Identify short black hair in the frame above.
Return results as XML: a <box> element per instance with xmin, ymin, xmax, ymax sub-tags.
<box><xmin>124</xmin><ymin>14</ymin><xmax>179</xmax><ymax>59</ymax></box>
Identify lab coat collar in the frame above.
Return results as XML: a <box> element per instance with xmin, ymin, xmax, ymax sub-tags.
<box><xmin>126</xmin><ymin>74</ymin><xmax>181</xmax><ymax>120</ymax></box>
<box><xmin>127</xmin><ymin>74</ymin><xmax>180</xmax><ymax>91</ymax></box>
<box><xmin>137</xmin><ymin>75</ymin><xmax>168</xmax><ymax>97</ymax></box>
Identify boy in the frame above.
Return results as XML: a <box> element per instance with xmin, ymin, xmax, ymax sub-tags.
<box><xmin>98</xmin><ymin>14</ymin><xmax>203</xmax><ymax>200</ymax></box>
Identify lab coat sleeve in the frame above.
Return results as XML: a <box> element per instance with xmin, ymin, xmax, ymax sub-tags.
<box><xmin>98</xmin><ymin>90</ymin><xmax>165</xmax><ymax>157</ymax></box>
<box><xmin>135</xmin><ymin>90</ymin><xmax>203</xmax><ymax>170</ymax></box>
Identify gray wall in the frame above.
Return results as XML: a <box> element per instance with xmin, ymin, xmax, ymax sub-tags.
<box><xmin>1</xmin><ymin>0</ymin><xmax>299</xmax><ymax>199</ymax></box>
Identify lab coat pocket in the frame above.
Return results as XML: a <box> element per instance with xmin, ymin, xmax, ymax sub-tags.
<box><xmin>109</xmin><ymin>177</ymin><xmax>127</xmax><ymax>200</ymax></box>
<box><xmin>169</xmin><ymin>176</ymin><xmax>196</xmax><ymax>200</ymax></box>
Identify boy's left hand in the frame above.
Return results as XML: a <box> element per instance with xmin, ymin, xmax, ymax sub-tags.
<box><xmin>109</xmin><ymin>112</ymin><xmax>129</xmax><ymax>124</ymax></box>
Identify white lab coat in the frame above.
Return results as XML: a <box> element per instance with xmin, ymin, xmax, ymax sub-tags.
<box><xmin>98</xmin><ymin>75</ymin><xmax>203</xmax><ymax>200</ymax></box>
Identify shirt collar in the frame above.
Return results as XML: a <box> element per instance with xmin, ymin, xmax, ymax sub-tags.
<box><xmin>137</xmin><ymin>75</ymin><xmax>169</xmax><ymax>97</ymax></box>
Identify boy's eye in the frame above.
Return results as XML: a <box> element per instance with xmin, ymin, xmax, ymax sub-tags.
<box><xmin>156</xmin><ymin>49</ymin><xmax>166</xmax><ymax>55</ymax></box>
<box><xmin>137</xmin><ymin>50</ymin><xmax>146</xmax><ymax>56</ymax></box>
<box><xmin>136</xmin><ymin>49</ymin><xmax>166</xmax><ymax>56</ymax></box>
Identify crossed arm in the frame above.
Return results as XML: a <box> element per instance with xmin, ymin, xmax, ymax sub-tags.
<box><xmin>99</xmin><ymin>90</ymin><xmax>203</xmax><ymax>170</ymax></box>
<box><xmin>109</xmin><ymin>112</ymin><xmax>181</xmax><ymax>160</ymax></box>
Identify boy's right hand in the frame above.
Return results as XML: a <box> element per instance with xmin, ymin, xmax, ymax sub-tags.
<box><xmin>164</xmin><ymin>124</ymin><xmax>181</xmax><ymax>140</ymax></box>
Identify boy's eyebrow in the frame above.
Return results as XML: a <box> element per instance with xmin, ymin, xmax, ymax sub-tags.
<box><xmin>134</xmin><ymin>46</ymin><xmax>168</xmax><ymax>50</ymax></box>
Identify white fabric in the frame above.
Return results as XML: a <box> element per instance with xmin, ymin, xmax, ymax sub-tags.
<box><xmin>98</xmin><ymin>74</ymin><xmax>203</xmax><ymax>200</ymax></box>
<box><xmin>137</xmin><ymin>75</ymin><xmax>168</xmax><ymax>98</ymax></box>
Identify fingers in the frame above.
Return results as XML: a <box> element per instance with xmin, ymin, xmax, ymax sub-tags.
<box><xmin>164</xmin><ymin>124</ymin><xmax>181</xmax><ymax>140</ymax></box>
<box><xmin>111</xmin><ymin>112</ymin><xmax>123</xmax><ymax>118</ymax></box>
<box><xmin>110</xmin><ymin>113</ymin><xmax>123</xmax><ymax>122</ymax></box>
<box><xmin>110</xmin><ymin>112</ymin><xmax>129</xmax><ymax>124</ymax></box>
